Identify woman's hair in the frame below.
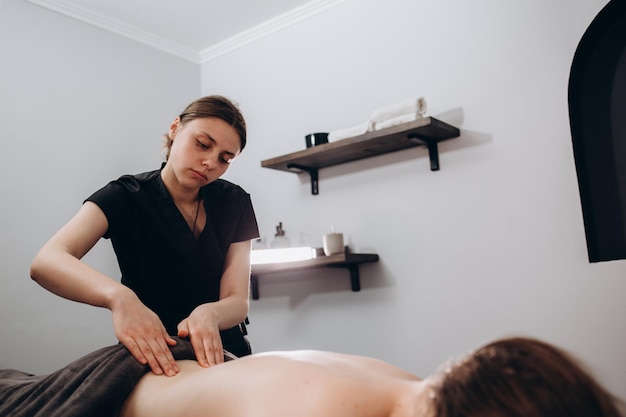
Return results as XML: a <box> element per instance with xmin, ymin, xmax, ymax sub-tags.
<box><xmin>429</xmin><ymin>337</ymin><xmax>624</xmax><ymax>417</ymax></box>
<box><xmin>163</xmin><ymin>95</ymin><xmax>247</xmax><ymax>160</ymax></box>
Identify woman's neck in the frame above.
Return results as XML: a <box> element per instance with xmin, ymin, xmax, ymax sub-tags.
<box><xmin>160</xmin><ymin>165</ymin><xmax>199</xmax><ymax>206</ymax></box>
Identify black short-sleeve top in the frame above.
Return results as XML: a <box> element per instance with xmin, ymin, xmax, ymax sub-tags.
<box><xmin>86</xmin><ymin>168</ymin><xmax>260</xmax><ymax>337</ymax></box>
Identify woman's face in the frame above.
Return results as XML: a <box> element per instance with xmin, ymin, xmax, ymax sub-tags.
<box><xmin>166</xmin><ymin>116</ymin><xmax>241</xmax><ymax>188</ymax></box>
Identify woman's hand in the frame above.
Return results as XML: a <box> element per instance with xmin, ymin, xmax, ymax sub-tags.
<box><xmin>176</xmin><ymin>240</ymin><xmax>252</xmax><ymax>367</ymax></box>
<box><xmin>111</xmin><ymin>290</ymin><xmax>179</xmax><ymax>376</ymax></box>
<box><xmin>177</xmin><ymin>303</ymin><xmax>223</xmax><ymax>367</ymax></box>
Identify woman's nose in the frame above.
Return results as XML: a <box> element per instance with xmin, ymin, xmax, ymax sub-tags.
<box><xmin>202</xmin><ymin>151</ymin><xmax>222</xmax><ymax>169</ymax></box>
<box><xmin>202</xmin><ymin>152</ymin><xmax>219</xmax><ymax>169</ymax></box>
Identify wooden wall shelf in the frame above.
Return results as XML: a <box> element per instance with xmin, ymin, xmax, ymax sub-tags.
<box><xmin>261</xmin><ymin>117</ymin><xmax>460</xmax><ymax>194</ymax></box>
<box><xmin>250</xmin><ymin>252</ymin><xmax>379</xmax><ymax>300</ymax></box>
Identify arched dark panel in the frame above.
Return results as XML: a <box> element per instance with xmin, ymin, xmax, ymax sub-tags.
<box><xmin>568</xmin><ymin>0</ymin><xmax>626</xmax><ymax>262</ymax></box>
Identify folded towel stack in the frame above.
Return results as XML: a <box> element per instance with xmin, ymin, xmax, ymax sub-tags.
<box><xmin>327</xmin><ymin>96</ymin><xmax>427</xmax><ymax>141</ymax></box>
<box><xmin>370</xmin><ymin>97</ymin><xmax>427</xmax><ymax>131</ymax></box>
<box><xmin>328</xmin><ymin>121</ymin><xmax>373</xmax><ymax>142</ymax></box>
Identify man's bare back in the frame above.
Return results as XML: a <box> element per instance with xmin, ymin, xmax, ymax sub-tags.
<box><xmin>119</xmin><ymin>350</ymin><xmax>432</xmax><ymax>417</ymax></box>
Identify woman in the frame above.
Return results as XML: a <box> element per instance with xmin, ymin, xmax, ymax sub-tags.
<box><xmin>30</xmin><ymin>95</ymin><xmax>259</xmax><ymax>377</ymax></box>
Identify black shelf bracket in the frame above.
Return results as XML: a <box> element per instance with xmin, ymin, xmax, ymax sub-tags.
<box><xmin>427</xmin><ymin>141</ymin><xmax>440</xmax><ymax>171</ymax></box>
<box><xmin>288</xmin><ymin>163</ymin><xmax>319</xmax><ymax>194</ymax></box>
<box><xmin>408</xmin><ymin>134</ymin><xmax>440</xmax><ymax>171</ymax></box>
<box><xmin>348</xmin><ymin>265</ymin><xmax>361</xmax><ymax>291</ymax></box>
<box><xmin>328</xmin><ymin>264</ymin><xmax>361</xmax><ymax>292</ymax></box>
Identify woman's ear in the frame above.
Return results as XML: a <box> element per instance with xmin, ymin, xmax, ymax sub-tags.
<box><xmin>168</xmin><ymin>117</ymin><xmax>181</xmax><ymax>140</ymax></box>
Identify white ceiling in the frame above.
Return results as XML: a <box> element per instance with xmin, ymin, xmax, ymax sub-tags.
<box><xmin>26</xmin><ymin>0</ymin><xmax>342</xmax><ymax>63</ymax></box>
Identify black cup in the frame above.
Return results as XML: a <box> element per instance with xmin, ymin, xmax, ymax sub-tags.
<box><xmin>305</xmin><ymin>132</ymin><xmax>329</xmax><ymax>148</ymax></box>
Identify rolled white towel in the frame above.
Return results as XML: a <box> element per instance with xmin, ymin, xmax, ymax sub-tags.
<box><xmin>373</xmin><ymin>112</ymin><xmax>423</xmax><ymax>131</ymax></box>
<box><xmin>328</xmin><ymin>121</ymin><xmax>373</xmax><ymax>141</ymax></box>
<box><xmin>369</xmin><ymin>97</ymin><xmax>427</xmax><ymax>124</ymax></box>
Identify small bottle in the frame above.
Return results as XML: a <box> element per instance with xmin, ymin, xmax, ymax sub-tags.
<box><xmin>251</xmin><ymin>237</ymin><xmax>266</xmax><ymax>250</ymax></box>
<box><xmin>271</xmin><ymin>222</ymin><xmax>290</xmax><ymax>248</ymax></box>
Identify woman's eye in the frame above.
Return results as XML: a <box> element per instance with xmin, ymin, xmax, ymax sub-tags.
<box><xmin>196</xmin><ymin>140</ymin><xmax>210</xmax><ymax>150</ymax></box>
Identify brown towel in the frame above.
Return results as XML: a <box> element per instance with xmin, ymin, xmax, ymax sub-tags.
<box><xmin>0</xmin><ymin>338</ymin><xmax>232</xmax><ymax>417</ymax></box>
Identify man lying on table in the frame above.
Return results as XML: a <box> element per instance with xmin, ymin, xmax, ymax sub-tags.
<box><xmin>119</xmin><ymin>336</ymin><xmax>624</xmax><ymax>417</ymax></box>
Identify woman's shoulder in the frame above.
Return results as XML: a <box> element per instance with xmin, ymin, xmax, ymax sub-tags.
<box><xmin>114</xmin><ymin>169</ymin><xmax>161</xmax><ymax>191</ymax></box>
<box><xmin>205</xmin><ymin>178</ymin><xmax>248</xmax><ymax>194</ymax></box>
<box><xmin>88</xmin><ymin>169</ymin><xmax>162</xmax><ymax>205</ymax></box>
<box><xmin>203</xmin><ymin>179</ymin><xmax>252</xmax><ymax>204</ymax></box>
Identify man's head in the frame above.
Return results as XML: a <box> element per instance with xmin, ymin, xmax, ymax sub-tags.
<box><xmin>428</xmin><ymin>337</ymin><xmax>623</xmax><ymax>417</ymax></box>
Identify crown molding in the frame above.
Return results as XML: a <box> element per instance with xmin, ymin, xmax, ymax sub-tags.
<box><xmin>26</xmin><ymin>0</ymin><xmax>344</xmax><ymax>65</ymax></box>
<box><xmin>200</xmin><ymin>0</ymin><xmax>344</xmax><ymax>63</ymax></box>
<box><xmin>26</xmin><ymin>0</ymin><xmax>201</xmax><ymax>63</ymax></box>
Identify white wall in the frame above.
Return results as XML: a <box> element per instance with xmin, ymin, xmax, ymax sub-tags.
<box><xmin>204</xmin><ymin>0</ymin><xmax>626</xmax><ymax>398</ymax></box>
<box><xmin>0</xmin><ymin>0</ymin><xmax>200</xmax><ymax>371</ymax></box>
<box><xmin>1</xmin><ymin>0</ymin><xmax>624</xmax><ymax>402</ymax></box>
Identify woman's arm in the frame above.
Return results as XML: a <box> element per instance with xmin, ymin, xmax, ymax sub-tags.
<box><xmin>30</xmin><ymin>201</ymin><xmax>122</xmax><ymax>306</ymax></box>
<box><xmin>177</xmin><ymin>239</ymin><xmax>252</xmax><ymax>366</ymax></box>
<box><xmin>30</xmin><ymin>202</ymin><xmax>180</xmax><ymax>376</ymax></box>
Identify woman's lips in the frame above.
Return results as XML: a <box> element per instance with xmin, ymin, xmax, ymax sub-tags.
<box><xmin>191</xmin><ymin>169</ymin><xmax>208</xmax><ymax>181</ymax></box>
